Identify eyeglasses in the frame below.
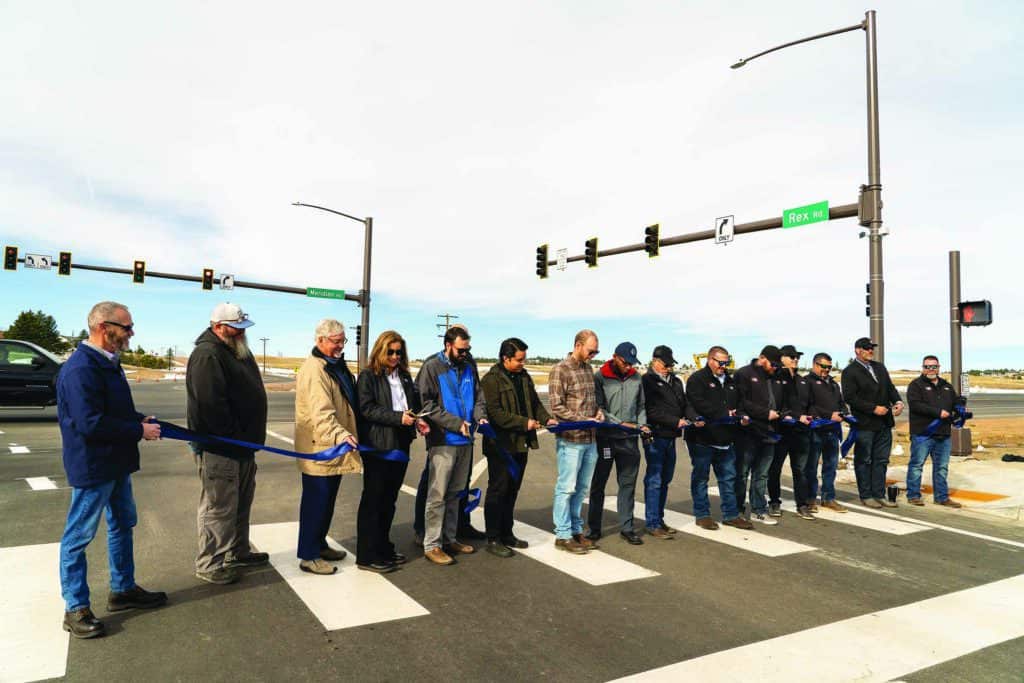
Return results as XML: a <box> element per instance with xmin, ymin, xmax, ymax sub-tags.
<box><xmin>455</xmin><ymin>346</ymin><xmax>471</xmax><ymax>355</ymax></box>
<box><xmin>587</xmin><ymin>349</ymin><xmax>600</xmax><ymax>357</ymax></box>
<box><xmin>386</xmin><ymin>349</ymin><xmax>403</xmax><ymax>357</ymax></box>
<box><xmin>923</xmin><ymin>364</ymin><xmax>939</xmax><ymax>370</ymax></box>
<box><xmin>326</xmin><ymin>336</ymin><xmax>347</xmax><ymax>345</ymax></box>
<box><xmin>104</xmin><ymin>321</ymin><xmax>134</xmax><ymax>332</ymax></box>
<box><xmin>817</xmin><ymin>363</ymin><xmax>833</xmax><ymax>371</ymax></box>
<box><xmin>710</xmin><ymin>357</ymin><xmax>730</xmax><ymax>366</ymax></box>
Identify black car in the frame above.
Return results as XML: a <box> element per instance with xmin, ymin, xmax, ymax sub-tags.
<box><xmin>0</xmin><ymin>339</ymin><xmax>64</xmax><ymax>407</ymax></box>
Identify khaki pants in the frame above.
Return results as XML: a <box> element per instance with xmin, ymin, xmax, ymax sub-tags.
<box><xmin>423</xmin><ymin>444</ymin><xmax>472</xmax><ymax>552</ymax></box>
<box><xmin>195</xmin><ymin>451</ymin><xmax>257</xmax><ymax>572</ymax></box>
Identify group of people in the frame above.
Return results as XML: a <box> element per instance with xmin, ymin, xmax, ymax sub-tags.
<box><xmin>55</xmin><ymin>301</ymin><xmax>966</xmax><ymax>638</ymax></box>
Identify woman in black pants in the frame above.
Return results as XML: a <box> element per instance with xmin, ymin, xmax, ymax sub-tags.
<box><xmin>355</xmin><ymin>330</ymin><xmax>428</xmax><ymax>572</ymax></box>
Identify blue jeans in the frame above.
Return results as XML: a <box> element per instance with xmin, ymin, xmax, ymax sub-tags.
<box><xmin>807</xmin><ymin>429</ymin><xmax>841</xmax><ymax>502</ymax></box>
<box><xmin>552</xmin><ymin>439</ymin><xmax>598</xmax><ymax>539</ymax></box>
<box><xmin>297</xmin><ymin>473</ymin><xmax>342</xmax><ymax>560</ymax></box>
<box><xmin>643</xmin><ymin>437</ymin><xmax>677</xmax><ymax>528</ymax></box>
<box><xmin>735</xmin><ymin>437</ymin><xmax>774</xmax><ymax>515</ymax></box>
<box><xmin>688</xmin><ymin>443</ymin><xmax>739</xmax><ymax>521</ymax></box>
<box><xmin>908</xmin><ymin>435</ymin><xmax>953</xmax><ymax>502</ymax></box>
<box><xmin>853</xmin><ymin>428</ymin><xmax>892</xmax><ymax>500</ymax></box>
<box><xmin>60</xmin><ymin>474</ymin><xmax>137</xmax><ymax>612</ymax></box>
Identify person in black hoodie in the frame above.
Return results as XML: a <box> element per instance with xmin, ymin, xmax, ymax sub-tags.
<box><xmin>768</xmin><ymin>344</ymin><xmax>815</xmax><ymax>520</ymax></box>
<box><xmin>683</xmin><ymin>346</ymin><xmax>752</xmax><ymax>530</ymax></box>
<box><xmin>840</xmin><ymin>337</ymin><xmax>904</xmax><ymax>508</ymax></box>
<box><xmin>733</xmin><ymin>345</ymin><xmax>786</xmax><ymax>525</ymax></box>
<box><xmin>805</xmin><ymin>352</ymin><xmax>849</xmax><ymax>512</ymax></box>
<box><xmin>356</xmin><ymin>330</ymin><xmax>430</xmax><ymax>571</ymax></box>
<box><xmin>905</xmin><ymin>355</ymin><xmax>963</xmax><ymax>508</ymax></box>
<box><xmin>186</xmin><ymin>303</ymin><xmax>268</xmax><ymax>585</ymax></box>
<box><xmin>640</xmin><ymin>345</ymin><xmax>689</xmax><ymax>539</ymax></box>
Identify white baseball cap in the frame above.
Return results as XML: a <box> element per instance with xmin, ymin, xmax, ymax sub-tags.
<box><xmin>210</xmin><ymin>302</ymin><xmax>254</xmax><ymax>329</ymax></box>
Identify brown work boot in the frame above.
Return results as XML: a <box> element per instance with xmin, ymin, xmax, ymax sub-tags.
<box><xmin>723</xmin><ymin>517</ymin><xmax>753</xmax><ymax>530</ymax></box>
<box><xmin>574</xmin><ymin>533</ymin><xmax>600</xmax><ymax>550</ymax></box>
<box><xmin>647</xmin><ymin>527</ymin><xmax>674</xmax><ymax>540</ymax></box>
<box><xmin>424</xmin><ymin>548</ymin><xmax>455</xmax><ymax>565</ymax></box>
<box><xmin>806</xmin><ymin>501</ymin><xmax>819</xmax><ymax>513</ymax></box>
<box><xmin>939</xmin><ymin>499</ymin><xmax>963</xmax><ymax>508</ymax></box>
<box><xmin>443</xmin><ymin>540</ymin><xmax>476</xmax><ymax>555</ymax></box>
<box><xmin>861</xmin><ymin>498</ymin><xmax>883</xmax><ymax>509</ymax></box>
<box><xmin>555</xmin><ymin>538</ymin><xmax>588</xmax><ymax>554</ymax></box>
<box><xmin>821</xmin><ymin>500</ymin><xmax>847</xmax><ymax>513</ymax></box>
<box><xmin>695</xmin><ymin>516</ymin><xmax>719</xmax><ymax>531</ymax></box>
<box><xmin>908</xmin><ymin>497</ymin><xmax>925</xmax><ymax>506</ymax></box>
<box><xmin>878</xmin><ymin>498</ymin><xmax>898</xmax><ymax>508</ymax></box>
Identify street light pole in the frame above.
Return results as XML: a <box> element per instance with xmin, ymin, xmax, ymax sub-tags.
<box><xmin>260</xmin><ymin>337</ymin><xmax>269</xmax><ymax>378</ymax></box>
<box><xmin>732</xmin><ymin>10</ymin><xmax>886</xmax><ymax>360</ymax></box>
<box><xmin>293</xmin><ymin>202</ymin><xmax>373</xmax><ymax>370</ymax></box>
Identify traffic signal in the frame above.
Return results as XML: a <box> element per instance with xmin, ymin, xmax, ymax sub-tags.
<box><xmin>584</xmin><ymin>238</ymin><xmax>598</xmax><ymax>268</ymax></box>
<box><xmin>58</xmin><ymin>251</ymin><xmax>72</xmax><ymax>276</ymax></box>
<box><xmin>202</xmin><ymin>268</ymin><xmax>214</xmax><ymax>290</ymax></box>
<box><xmin>958</xmin><ymin>300</ymin><xmax>993</xmax><ymax>327</ymax></box>
<box><xmin>644</xmin><ymin>224</ymin><xmax>660</xmax><ymax>258</ymax></box>
<box><xmin>132</xmin><ymin>260</ymin><xmax>145</xmax><ymax>284</ymax></box>
<box><xmin>3</xmin><ymin>246</ymin><xmax>16</xmax><ymax>271</ymax></box>
<box><xmin>355</xmin><ymin>325</ymin><xmax>363</xmax><ymax>346</ymax></box>
<box><xmin>536</xmin><ymin>244</ymin><xmax>548</xmax><ymax>279</ymax></box>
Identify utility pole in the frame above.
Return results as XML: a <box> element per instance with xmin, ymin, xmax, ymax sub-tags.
<box><xmin>260</xmin><ymin>337</ymin><xmax>269</xmax><ymax>378</ymax></box>
<box><xmin>436</xmin><ymin>313</ymin><xmax>460</xmax><ymax>338</ymax></box>
<box><xmin>949</xmin><ymin>251</ymin><xmax>963</xmax><ymax>395</ymax></box>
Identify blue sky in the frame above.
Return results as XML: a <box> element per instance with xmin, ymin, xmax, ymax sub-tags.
<box><xmin>2</xmin><ymin>1</ymin><xmax>1021</xmax><ymax>370</ymax></box>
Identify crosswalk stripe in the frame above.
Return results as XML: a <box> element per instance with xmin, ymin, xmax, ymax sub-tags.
<box><xmin>601</xmin><ymin>499</ymin><xmax>815</xmax><ymax>557</ymax></box>
<box><xmin>8</xmin><ymin>445</ymin><xmax>30</xmax><ymax>454</ymax></box>
<box><xmin>610</xmin><ymin>572</ymin><xmax>1024</xmax><ymax>682</ymax></box>
<box><xmin>0</xmin><ymin>543</ymin><xmax>68</xmax><ymax>682</ymax></box>
<box><xmin>24</xmin><ymin>477</ymin><xmax>59</xmax><ymax>491</ymax></box>
<box><xmin>467</xmin><ymin>507</ymin><xmax>659</xmax><ymax>586</ymax></box>
<box><xmin>774</xmin><ymin>486</ymin><xmax>927</xmax><ymax>535</ymax></box>
<box><xmin>249</xmin><ymin>522</ymin><xmax>429</xmax><ymax>631</ymax></box>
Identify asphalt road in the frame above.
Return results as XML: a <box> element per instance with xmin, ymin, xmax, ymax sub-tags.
<box><xmin>2</xmin><ymin>382</ymin><xmax>1023</xmax><ymax>682</ymax></box>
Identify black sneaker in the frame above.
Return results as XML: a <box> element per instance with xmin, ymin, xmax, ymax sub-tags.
<box><xmin>107</xmin><ymin>585</ymin><xmax>168</xmax><ymax>612</ymax></box>
<box><xmin>485</xmin><ymin>540</ymin><xmax>514</xmax><ymax>558</ymax></box>
<box><xmin>620</xmin><ymin>530</ymin><xmax>644</xmax><ymax>545</ymax></box>
<box><xmin>224</xmin><ymin>551</ymin><xmax>269</xmax><ymax>568</ymax></box>
<box><xmin>501</xmin><ymin>536</ymin><xmax>529</xmax><ymax>549</ymax></box>
<box><xmin>195</xmin><ymin>567</ymin><xmax>239</xmax><ymax>585</ymax></box>
<box><xmin>63</xmin><ymin>607</ymin><xmax>105</xmax><ymax>639</ymax></box>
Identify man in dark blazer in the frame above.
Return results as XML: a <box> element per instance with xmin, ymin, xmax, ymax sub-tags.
<box><xmin>840</xmin><ymin>337</ymin><xmax>904</xmax><ymax>508</ymax></box>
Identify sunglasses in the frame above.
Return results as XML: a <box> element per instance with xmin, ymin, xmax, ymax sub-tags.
<box><xmin>817</xmin><ymin>363</ymin><xmax>833</xmax><ymax>370</ymax></box>
<box><xmin>923</xmin><ymin>364</ymin><xmax>939</xmax><ymax>370</ymax></box>
<box><xmin>387</xmin><ymin>349</ymin><xmax>403</xmax><ymax>357</ymax></box>
<box><xmin>710</xmin><ymin>357</ymin><xmax>730</xmax><ymax>366</ymax></box>
<box><xmin>587</xmin><ymin>349</ymin><xmax>600</xmax><ymax>357</ymax></box>
<box><xmin>455</xmin><ymin>346</ymin><xmax>471</xmax><ymax>355</ymax></box>
<box><xmin>104</xmin><ymin>320</ymin><xmax>134</xmax><ymax>332</ymax></box>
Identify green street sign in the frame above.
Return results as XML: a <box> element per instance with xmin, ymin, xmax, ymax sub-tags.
<box><xmin>782</xmin><ymin>200</ymin><xmax>829</xmax><ymax>228</ymax></box>
<box><xmin>306</xmin><ymin>287</ymin><xmax>346</xmax><ymax>300</ymax></box>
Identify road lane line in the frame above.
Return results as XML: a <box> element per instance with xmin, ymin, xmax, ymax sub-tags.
<box><xmin>609</xmin><ymin>572</ymin><xmax>1024</xmax><ymax>682</ymax></box>
<box><xmin>772</xmin><ymin>486</ymin><xmax>927</xmax><ymax>535</ymax></box>
<box><xmin>265</xmin><ymin>429</ymin><xmax>294</xmax><ymax>445</ymax></box>
<box><xmin>0</xmin><ymin>543</ymin><xmax>69</xmax><ymax>682</ymax></box>
<box><xmin>604</xmin><ymin>499</ymin><xmax>814</xmax><ymax>557</ymax></box>
<box><xmin>24</xmin><ymin>477</ymin><xmax>58</xmax><ymax>491</ymax></box>
<box><xmin>8</xmin><ymin>445</ymin><xmax>30</xmax><ymax>454</ymax></box>
<box><xmin>249</xmin><ymin>522</ymin><xmax>429</xmax><ymax>631</ymax></box>
<box><xmin>832</xmin><ymin>500</ymin><xmax>1024</xmax><ymax>550</ymax></box>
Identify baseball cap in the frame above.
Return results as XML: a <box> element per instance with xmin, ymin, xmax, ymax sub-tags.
<box><xmin>210</xmin><ymin>303</ymin><xmax>254</xmax><ymax>329</ymax></box>
<box><xmin>854</xmin><ymin>337</ymin><xmax>878</xmax><ymax>350</ymax></box>
<box><xmin>652</xmin><ymin>345</ymin><xmax>677</xmax><ymax>367</ymax></box>
<box><xmin>614</xmin><ymin>342</ymin><xmax>639</xmax><ymax>365</ymax></box>
<box><xmin>760</xmin><ymin>345</ymin><xmax>782</xmax><ymax>364</ymax></box>
<box><xmin>779</xmin><ymin>344</ymin><xmax>803</xmax><ymax>358</ymax></box>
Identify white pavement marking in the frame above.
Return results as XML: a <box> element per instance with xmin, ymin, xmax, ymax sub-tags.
<box><xmin>469</xmin><ymin>455</ymin><xmax>488</xmax><ymax>486</ymax></box>
<box><xmin>24</xmin><ymin>477</ymin><xmax>58</xmax><ymax>491</ymax></box>
<box><xmin>778</xmin><ymin>498</ymin><xmax>927</xmax><ymax>536</ymax></box>
<box><xmin>265</xmin><ymin>429</ymin><xmax>294</xmax><ymax>445</ymax></box>
<box><xmin>467</xmin><ymin>506</ymin><xmax>659</xmax><ymax>586</ymax></box>
<box><xmin>9</xmin><ymin>445</ymin><xmax>30</xmax><ymax>454</ymax></box>
<box><xmin>0</xmin><ymin>543</ymin><xmax>69</xmax><ymax>682</ymax></box>
<box><xmin>610</xmin><ymin>572</ymin><xmax>1024</xmax><ymax>682</ymax></box>
<box><xmin>249</xmin><ymin>522</ymin><xmax>428</xmax><ymax>631</ymax></box>
<box><xmin>609</xmin><ymin>499</ymin><xmax>814</xmax><ymax>557</ymax></box>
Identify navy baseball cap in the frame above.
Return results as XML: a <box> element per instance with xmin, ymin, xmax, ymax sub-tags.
<box><xmin>614</xmin><ymin>342</ymin><xmax>639</xmax><ymax>365</ymax></box>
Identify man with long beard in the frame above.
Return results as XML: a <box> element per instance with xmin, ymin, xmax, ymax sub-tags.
<box><xmin>186</xmin><ymin>303</ymin><xmax>269</xmax><ymax>585</ymax></box>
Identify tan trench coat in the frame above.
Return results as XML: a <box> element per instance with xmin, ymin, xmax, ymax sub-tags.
<box><xmin>294</xmin><ymin>354</ymin><xmax>363</xmax><ymax>476</ymax></box>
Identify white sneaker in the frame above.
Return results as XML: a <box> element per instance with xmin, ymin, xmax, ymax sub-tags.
<box><xmin>753</xmin><ymin>513</ymin><xmax>779</xmax><ymax>526</ymax></box>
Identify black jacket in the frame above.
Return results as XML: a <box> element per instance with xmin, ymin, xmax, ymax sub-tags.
<box><xmin>186</xmin><ymin>328</ymin><xmax>268</xmax><ymax>460</ymax></box>
<box><xmin>356</xmin><ymin>367</ymin><xmax>422</xmax><ymax>453</ymax></box>
<box><xmin>907</xmin><ymin>375</ymin><xmax>960</xmax><ymax>437</ymax></box>
<box><xmin>479</xmin><ymin>363</ymin><xmax>551</xmax><ymax>456</ymax></box>
<box><xmin>806</xmin><ymin>373</ymin><xmax>848</xmax><ymax>419</ymax></box>
<box><xmin>734</xmin><ymin>361</ymin><xmax>785</xmax><ymax>441</ymax></box>
<box><xmin>642</xmin><ymin>368</ymin><xmax>687</xmax><ymax>439</ymax></box>
<box><xmin>840</xmin><ymin>359</ymin><xmax>902</xmax><ymax>431</ymax></box>
<box><xmin>684</xmin><ymin>366</ymin><xmax>741</xmax><ymax>447</ymax></box>
<box><xmin>779</xmin><ymin>369</ymin><xmax>812</xmax><ymax>432</ymax></box>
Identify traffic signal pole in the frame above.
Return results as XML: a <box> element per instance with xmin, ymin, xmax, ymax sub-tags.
<box><xmin>949</xmin><ymin>250</ymin><xmax>963</xmax><ymax>395</ymax></box>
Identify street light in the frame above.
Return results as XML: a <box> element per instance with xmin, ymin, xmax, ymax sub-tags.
<box><xmin>732</xmin><ymin>10</ymin><xmax>886</xmax><ymax>361</ymax></box>
<box><xmin>292</xmin><ymin>202</ymin><xmax>374</xmax><ymax>369</ymax></box>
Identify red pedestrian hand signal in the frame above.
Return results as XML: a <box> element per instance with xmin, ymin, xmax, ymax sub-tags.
<box><xmin>962</xmin><ymin>306</ymin><xmax>974</xmax><ymax>323</ymax></box>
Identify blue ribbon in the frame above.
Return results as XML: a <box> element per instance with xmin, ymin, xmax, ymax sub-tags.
<box><xmin>157</xmin><ymin>420</ymin><xmax>409</xmax><ymax>463</ymax></box>
<box><xmin>456</xmin><ymin>487</ymin><xmax>483</xmax><ymax>514</ymax></box>
<box><xmin>475</xmin><ymin>422</ymin><xmax>523</xmax><ymax>481</ymax></box>
<box><xmin>547</xmin><ymin>420</ymin><xmax>644</xmax><ymax>435</ymax></box>
<box><xmin>921</xmin><ymin>403</ymin><xmax>972</xmax><ymax>438</ymax></box>
<box><xmin>839</xmin><ymin>415</ymin><xmax>859</xmax><ymax>457</ymax></box>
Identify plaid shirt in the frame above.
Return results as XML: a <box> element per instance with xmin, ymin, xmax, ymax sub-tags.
<box><xmin>548</xmin><ymin>353</ymin><xmax>598</xmax><ymax>443</ymax></box>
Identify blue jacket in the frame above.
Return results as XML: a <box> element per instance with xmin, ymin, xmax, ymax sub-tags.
<box><xmin>57</xmin><ymin>345</ymin><xmax>144</xmax><ymax>487</ymax></box>
<box><xmin>416</xmin><ymin>351</ymin><xmax>486</xmax><ymax>448</ymax></box>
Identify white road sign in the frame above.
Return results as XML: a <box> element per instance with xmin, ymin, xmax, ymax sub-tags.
<box><xmin>556</xmin><ymin>248</ymin><xmax>568</xmax><ymax>271</ymax></box>
<box><xmin>24</xmin><ymin>253</ymin><xmax>52</xmax><ymax>269</ymax></box>
<box><xmin>220</xmin><ymin>274</ymin><xmax>235</xmax><ymax>290</ymax></box>
<box><xmin>715</xmin><ymin>216</ymin><xmax>735</xmax><ymax>245</ymax></box>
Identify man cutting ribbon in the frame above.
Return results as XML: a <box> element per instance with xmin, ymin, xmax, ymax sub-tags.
<box><xmin>905</xmin><ymin>355</ymin><xmax>964</xmax><ymax>508</ymax></box>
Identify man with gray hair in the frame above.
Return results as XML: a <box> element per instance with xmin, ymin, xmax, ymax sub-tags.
<box><xmin>57</xmin><ymin>302</ymin><xmax>165</xmax><ymax>639</ymax></box>
<box><xmin>187</xmin><ymin>303</ymin><xmax>268</xmax><ymax>584</ymax></box>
